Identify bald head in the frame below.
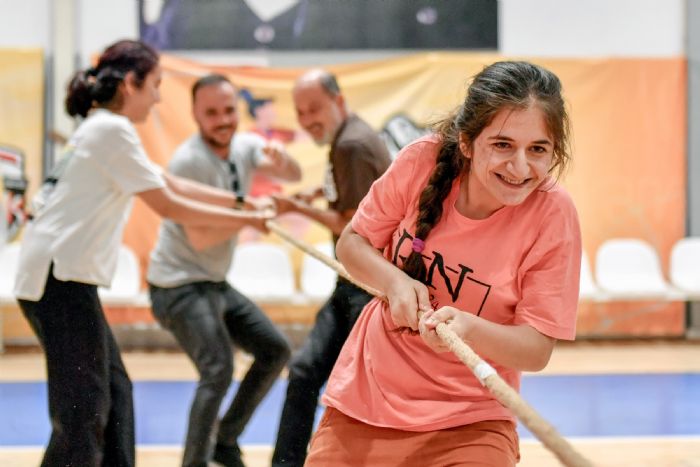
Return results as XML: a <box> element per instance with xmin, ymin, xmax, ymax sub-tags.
<box><xmin>294</xmin><ymin>69</ymin><xmax>341</xmax><ymax>98</ymax></box>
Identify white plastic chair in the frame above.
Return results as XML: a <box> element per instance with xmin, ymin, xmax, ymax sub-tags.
<box><xmin>0</xmin><ymin>242</ymin><xmax>21</xmax><ymax>352</ymax></box>
<box><xmin>300</xmin><ymin>242</ymin><xmax>337</xmax><ymax>303</ymax></box>
<box><xmin>579</xmin><ymin>251</ymin><xmax>605</xmax><ymax>301</ymax></box>
<box><xmin>595</xmin><ymin>238</ymin><xmax>682</xmax><ymax>300</ymax></box>
<box><xmin>0</xmin><ymin>242</ymin><xmax>21</xmax><ymax>306</ymax></box>
<box><xmin>98</xmin><ymin>245</ymin><xmax>143</xmax><ymax>306</ymax></box>
<box><xmin>227</xmin><ymin>243</ymin><xmax>297</xmax><ymax>303</ymax></box>
<box><xmin>670</xmin><ymin>237</ymin><xmax>700</xmax><ymax>300</ymax></box>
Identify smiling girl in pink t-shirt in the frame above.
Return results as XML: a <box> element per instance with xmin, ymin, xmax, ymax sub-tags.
<box><xmin>304</xmin><ymin>61</ymin><xmax>581</xmax><ymax>467</ymax></box>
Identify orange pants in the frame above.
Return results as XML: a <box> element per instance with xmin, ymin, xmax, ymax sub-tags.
<box><xmin>305</xmin><ymin>407</ymin><xmax>520</xmax><ymax>466</ymax></box>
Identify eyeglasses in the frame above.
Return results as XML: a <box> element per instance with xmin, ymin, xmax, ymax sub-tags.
<box><xmin>229</xmin><ymin>161</ymin><xmax>245</xmax><ymax>208</ymax></box>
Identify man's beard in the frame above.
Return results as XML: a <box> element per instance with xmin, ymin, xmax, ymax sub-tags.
<box><xmin>314</xmin><ymin>133</ymin><xmax>331</xmax><ymax>146</ymax></box>
<box><xmin>308</xmin><ymin>127</ymin><xmax>332</xmax><ymax>146</ymax></box>
<box><xmin>202</xmin><ymin>125</ymin><xmax>234</xmax><ymax>149</ymax></box>
<box><xmin>203</xmin><ymin>134</ymin><xmax>230</xmax><ymax>149</ymax></box>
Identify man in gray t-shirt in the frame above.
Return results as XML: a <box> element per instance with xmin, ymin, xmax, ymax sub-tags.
<box><xmin>147</xmin><ymin>74</ymin><xmax>301</xmax><ymax>467</ymax></box>
<box><xmin>148</xmin><ymin>132</ymin><xmax>265</xmax><ymax>288</ymax></box>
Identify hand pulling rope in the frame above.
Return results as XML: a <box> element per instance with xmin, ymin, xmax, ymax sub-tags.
<box><xmin>266</xmin><ymin>220</ymin><xmax>593</xmax><ymax>467</ymax></box>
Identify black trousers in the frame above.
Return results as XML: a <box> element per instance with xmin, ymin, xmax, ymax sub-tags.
<box><xmin>19</xmin><ymin>267</ymin><xmax>135</xmax><ymax>467</ymax></box>
<box><xmin>149</xmin><ymin>281</ymin><xmax>291</xmax><ymax>467</ymax></box>
<box><xmin>272</xmin><ymin>280</ymin><xmax>373</xmax><ymax>467</ymax></box>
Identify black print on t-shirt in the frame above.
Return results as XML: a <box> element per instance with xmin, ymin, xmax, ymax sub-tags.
<box><xmin>392</xmin><ymin>228</ymin><xmax>491</xmax><ymax>315</ymax></box>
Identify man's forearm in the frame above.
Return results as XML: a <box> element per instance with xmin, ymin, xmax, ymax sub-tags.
<box><xmin>164</xmin><ymin>172</ymin><xmax>236</xmax><ymax>208</ymax></box>
<box><xmin>185</xmin><ymin>225</ymin><xmax>239</xmax><ymax>251</ymax></box>
<box><xmin>293</xmin><ymin>202</ymin><xmax>349</xmax><ymax>236</ymax></box>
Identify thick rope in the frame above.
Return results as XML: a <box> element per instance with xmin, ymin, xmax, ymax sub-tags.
<box><xmin>267</xmin><ymin>220</ymin><xmax>593</xmax><ymax>467</ymax></box>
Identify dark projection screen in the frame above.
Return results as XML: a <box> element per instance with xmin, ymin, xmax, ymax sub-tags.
<box><xmin>139</xmin><ymin>0</ymin><xmax>497</xmax><ymax>50</ymax></box>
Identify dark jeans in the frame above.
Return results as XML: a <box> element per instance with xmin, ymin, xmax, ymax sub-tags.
<box><xmin>18</xmin><ymin>267</ymin><xmax>135</xmax><ymax>467</ymax></box>
<box><xmin>272</xmin><ymin>280</ymin><xmax>373</xmax><ymax>467</ymax></box>
<box><xmin>149</xmin><ymin>281</ymin><xmax>291</xmax><ymax>467</ymax></box>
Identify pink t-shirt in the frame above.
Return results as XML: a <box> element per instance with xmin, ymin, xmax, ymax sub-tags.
<box><xmin>322</xmin><ymin>135</ymin><xmax>581</xmax><ymax>431</ymax></box>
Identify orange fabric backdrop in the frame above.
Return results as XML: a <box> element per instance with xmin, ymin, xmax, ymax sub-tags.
<box><xmin>0</xmin><ymin>49</ymin><xmax>44</xmax><ymax>213</ymax></box>
<box><xmin>126</xmin><ymin>53</ymin><xmax>686</xmax><ymax>336</ymax></box>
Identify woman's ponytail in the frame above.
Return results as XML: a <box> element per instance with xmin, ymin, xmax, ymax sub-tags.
<box><xmin>64</xmin><ymin>69</ymin><xmax>94</xmax><ymax>118</ymax></box>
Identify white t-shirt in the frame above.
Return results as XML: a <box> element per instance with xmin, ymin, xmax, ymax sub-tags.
<box><xmin>14</xmin><ymin>109</ymin><xmax>165</xmax><ymax>301</ymax></box>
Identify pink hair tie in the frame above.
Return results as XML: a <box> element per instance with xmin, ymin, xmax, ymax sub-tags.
<box><xmin>412</xmin><ymin>237</ymin><xmax>426</xmax><ymax>253</ymax></box>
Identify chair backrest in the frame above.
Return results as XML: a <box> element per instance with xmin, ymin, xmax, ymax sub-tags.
<box><xmin>300</xmin><ymin>242</ymin><xmax>337</xmax><ymax>302</ymax></box>
<box><xmin>595</xmin><ymin>238</ymin><xmax>671</xmax><ymax>298</ymax></box>
<box><xmin>98</xmin><ymin>245</ymin><xmax>141</xmax><ymax>305</ymax></box>
<box><xmin>227</xmin><ymin>242</ymin><xmax>296</xmax><ymax>302</ymax></box>
<box><xmin>670</xmin><ymin>237</ymin><xmax>700</xmax><ymax>294</ymax></box>
<box><xmin>578</xmin><ymin>251</ymin><xmax>600</xmax><ymax>301</ymax></box>
<box><xmin>0</xmin><ymin>242</ymin><xmax>21</xmax><ymax>303</ymax></box>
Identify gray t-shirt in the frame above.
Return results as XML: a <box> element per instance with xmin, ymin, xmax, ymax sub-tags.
<box><xmin>147</xmin><ymin>132</ymin><xmax>265</xmax><ymax>287</ymax></box>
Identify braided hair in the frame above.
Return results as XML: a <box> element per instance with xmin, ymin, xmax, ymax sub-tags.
<box><xmin>65</xmin><ymin>40</ymin><xmax>159</xmax><ymax>118</ymax></box>
<box><xmin>402</xmin><ymin>61</ymin><xmax>572</xmax><ymax>282</ymax></box>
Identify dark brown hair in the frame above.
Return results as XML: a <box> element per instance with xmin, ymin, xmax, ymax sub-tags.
<box><xmin>191</xmin><ymin>73</ymin><xmax>233</xmax><ymax>103</ymax></box>
<box><xmin>402</xmin><ymin>61</ymin><xmax>572</xmax><ymax>283</ymax></box>
<box><xmin>65</xmin><ymin>39</ymin><xmax>159</xmax><ymax>118</ymax></box>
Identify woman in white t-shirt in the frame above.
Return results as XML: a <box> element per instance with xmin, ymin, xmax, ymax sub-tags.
<box><xmin>14</xmin><ymin>40</ymin><xmax>269</xmax><ymax>467</ymax></box>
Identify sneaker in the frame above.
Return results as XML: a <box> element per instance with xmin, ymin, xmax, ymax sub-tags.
<box><xmin>212</xmin><ymin>442</ymin><xmax>245</xmax><ymax>467</ymax></box>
